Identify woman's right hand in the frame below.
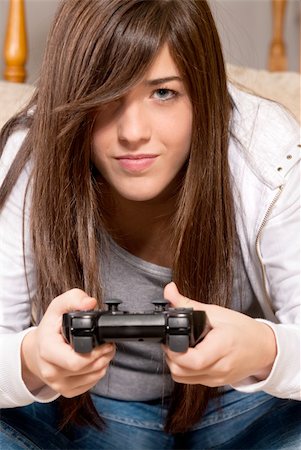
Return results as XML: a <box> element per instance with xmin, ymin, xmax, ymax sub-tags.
<box><xmin>21</xmin><ymin>288</ymin><xmax>116</xmax><ymax>398</ymax></box>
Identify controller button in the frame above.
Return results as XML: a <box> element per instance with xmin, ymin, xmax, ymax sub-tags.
<box><xmin>175</xmin><ymin>307</ymin><xmax>193</xmax><ymax>312</ymax></box>
<box><xmin>168</xmin><ymin>317</ymin><xmax>189</xmax><ymax>329</ymax></box>
<box><xmin>73</xmin><ymin>336</ymin><xmax>94</xmax><ymax>353</ymax></box>
<box><xmin>105</xmin><ymin>299</ymin><xmax>122</xmax><ymax>312</ymax></box>
<box><xmin>152</xmin><ymin>300</ymin><xmax>170</xmax><ymax>311</ymax></box>
<box><xmin>72</xmin><ymin>318</ymin><xmax>93</xmax><ymax>329</ymax></box>
<box><xmin>168</xmin><ymin>335</ymin><xmax>189</xmax><ymax>352</ymax></box>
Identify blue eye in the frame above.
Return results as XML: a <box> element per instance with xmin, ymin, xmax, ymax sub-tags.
<box><xmin>152</xmin><ymin>88</ymin><xmax>177</xmax><ymax>101</ymax></box>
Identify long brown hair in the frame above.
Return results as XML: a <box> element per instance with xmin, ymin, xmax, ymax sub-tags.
<box><xmin>0</xmin><ymin>0</ymin><xmax>236</xmax><ymax>433</ymax></box>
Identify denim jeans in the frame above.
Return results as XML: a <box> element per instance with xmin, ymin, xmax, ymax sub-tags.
<box><xmin>0</xmin><ymin>389</ymin><xmax>300</xmax><ymax>449</ymax></box>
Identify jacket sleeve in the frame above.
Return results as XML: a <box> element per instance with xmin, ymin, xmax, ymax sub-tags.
<box><xmin>0</xmin><ymin>131</ymin><xmax>59</xmax><ymax>407</ymax></box>
<box><xmin>232</xmin><ymin>151</ymin><xmax>300</xmax><ymax>400</ymax></box>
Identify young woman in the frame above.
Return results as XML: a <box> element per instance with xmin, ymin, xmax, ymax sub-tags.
<box><xmin>0</xmin><ymin>0</ymin><xmax>300</xmax><ymax>448</ymax></box>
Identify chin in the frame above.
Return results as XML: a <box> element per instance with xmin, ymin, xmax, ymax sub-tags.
<box><xmin>119</xmin><ymin>191</ymin><xmax>160</xmax><ymax>202</ymax></box>
<box><xmin>110</xmin><ymin>174</ymin><xmax>179</xmax><ymax>203</ymax></box>
<box><xmin>113</xmin><ymin>179</ymin><xmax>168</xmax><ymax>203</ymax></box>
<box><xmin>113</xmin><ymin>184</ymin><xmax>168</xmax><ymax>203</ymax></box>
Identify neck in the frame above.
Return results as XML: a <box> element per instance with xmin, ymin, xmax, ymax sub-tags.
<box><xmin>103</xmin><ymin>191</ymin><xmax>176</xmax><ymax>267</ymax></box>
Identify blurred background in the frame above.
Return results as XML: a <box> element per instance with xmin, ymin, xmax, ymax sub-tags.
<box><xmin>0</xmin><ymin>0</ymin><xmax>300</xmax><ymax>85</ymax></box>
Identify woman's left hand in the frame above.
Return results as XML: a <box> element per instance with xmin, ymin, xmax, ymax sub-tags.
<box><xmin>163</xmin><ymin>282</ymin><xmax>277</xmax><ymax>387</ymax></box>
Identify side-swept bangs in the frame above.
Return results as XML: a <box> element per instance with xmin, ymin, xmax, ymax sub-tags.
<box><xmin>40</xmin><ymin>0</ymin><xmax>174</xmax><ymax>116</ymax></box>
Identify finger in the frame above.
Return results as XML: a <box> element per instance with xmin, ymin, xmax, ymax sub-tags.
<box><xmin>165</xmin><ymin>354</ymin><xmax>227</xmax><ymax>387</ymax></box>
<box><xmin>164</xmin><ymin>282</ymin><xmax>192</xmax><ymax>308</ymax></box>
<box><xmin>163</xmin><ymin>282</ymin><xmax>206</xmax><ymax>311</ymax></box>
<box><xmin>170</xmin><ymin>374</ymin><xmax>223</xmax><ymax>387</ymax></box>
<box><xmin>39</xmin><ymin>356</ymin><xmax>106</xmax><ymax>382</ymax></box>
<box><xmin>61</xmin><ymin>381</ymin><xmax>99</xmax><ymax>398</ymax></box>
<box><xmin>163</xmin><ymin>332</ymin><xmax>225</xmax><ymax>371</ymax></box>
<box><xmin>58</xmin><ymin>366</ymin><xmax>110</xmax><ymax>398</ymax></box>
<box><xmin>163</xmin><ymin>347</ymin><xmax>207</xmax><ymax>374</ymax></box>
<box><xmin>41</xmin><ymin>338</ymin><xmax>115</xmax><ymax>373</ymax></box>
<box><xmin>48</xmin><ymin>288</ymin><xmax>97</xmax><ymax>320</ymax></box>
<box><xmin>49</xmin><ymin>289</ymin><xmax>97</xmax><ymax>333</ymax></box>
<box><xmin>65</xmin><ymin>347</ymin><xmax>116</xmax><ymax>377</ymax></box>
<box><xmin>38</xmin><ymin>344</ymin><xmax>115</xmax><ymax>388</ymax></box>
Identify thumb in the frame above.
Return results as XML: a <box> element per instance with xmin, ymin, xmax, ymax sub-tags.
<box><xmin>164</xmin><ymin>282</ymin><xmax>194</xmax><ymax>308</ymax></box>
<box><xmin>48</xmin><ymin>288</ymin><xmax>97</xmax><ymax>317</ymax></box>
<box><xmin>164</xmin><ymin>282</ymin><xmax>210</xmax><ymax>313</ymax></box>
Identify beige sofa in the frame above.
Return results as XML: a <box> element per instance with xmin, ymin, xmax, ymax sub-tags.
<box><xmin>0</xmin><ymin>65</ymin><xmax>300</xmax><ymax>130</ymax></box>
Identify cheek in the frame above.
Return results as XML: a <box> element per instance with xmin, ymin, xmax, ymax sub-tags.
<box><xmin>179</xmin><ymin>109</ymin><xmax>193</xmax><ymax>155</ymax></box>
<box><xmin>91</xmin><ymin>130</ymin><xmax>110</xmax><ymax>171</ymax></box>
<box><xmin>92</xmin><ymin>111</ymin><xmax>116</xmax><ymax>152</ymax></box>
<box><xmin>91</xmin><ymin>148</ymin><xmax>111</xmax><ymax>184</ymax></box>
<box><xmin>160</xmin><ymin>111</ymin><xmax>192</xmax><ymax>162</ymax></box>
<box><xmin>91</xmin><ymin>141</ymin><xmax>103</xmax><ymax>171</ymax></box>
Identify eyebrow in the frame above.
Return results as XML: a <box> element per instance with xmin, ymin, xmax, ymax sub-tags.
<box><xmin>144</xmin><ymin>76</ymin><xmax>182</xmax><ymax>86</ymax></box>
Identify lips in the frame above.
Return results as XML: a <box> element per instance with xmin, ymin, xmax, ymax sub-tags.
<box><xmin>115</xmin><ymin>154</ymin><xmax>158</xmax><ymax>172</ymax></box>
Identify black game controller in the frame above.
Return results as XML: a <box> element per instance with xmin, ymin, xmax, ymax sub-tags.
<box><xmin>62</xmin><ymin>299</ymin><xmax>211</xmax><ymax>353</ymax></box>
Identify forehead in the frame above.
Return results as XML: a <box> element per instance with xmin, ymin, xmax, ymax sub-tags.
<box><xmin>144</xmin><ymin>44</ymin><xmax>180</xmax><ymax>79</ymax></box>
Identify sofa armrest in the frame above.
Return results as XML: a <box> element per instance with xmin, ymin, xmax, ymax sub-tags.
<box><xmin>0</xmin><ymin>81</ymin><xmax>35</xmax><ymax>130</ymax></box>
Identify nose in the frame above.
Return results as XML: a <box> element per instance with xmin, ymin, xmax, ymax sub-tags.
<box><xmin>117</xmin><ymin>100</ymin><xmax>151</xmax><ymax>149</ymax></box>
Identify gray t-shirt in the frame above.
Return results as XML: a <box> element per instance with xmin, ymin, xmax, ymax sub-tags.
<box><xmin>92</xmin><ymin>238</ymin><xmax>263</xmax><ymax>401</ymax></box>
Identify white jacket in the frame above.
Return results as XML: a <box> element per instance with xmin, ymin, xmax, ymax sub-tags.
<box><xmin>0</xmin><ymin>84</ymin><xmax>300</xmax><ymax>407</ymax></box>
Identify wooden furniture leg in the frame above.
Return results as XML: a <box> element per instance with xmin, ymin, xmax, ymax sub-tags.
<box><xmin>268</xmin><ymin>0</ymin><xmax>288</xmax><ymax>71</ymax></box>
<box><xmin>3</xmin><ymin>0</ymin><xmax>27</xmax><ymax>83</ymax></box>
